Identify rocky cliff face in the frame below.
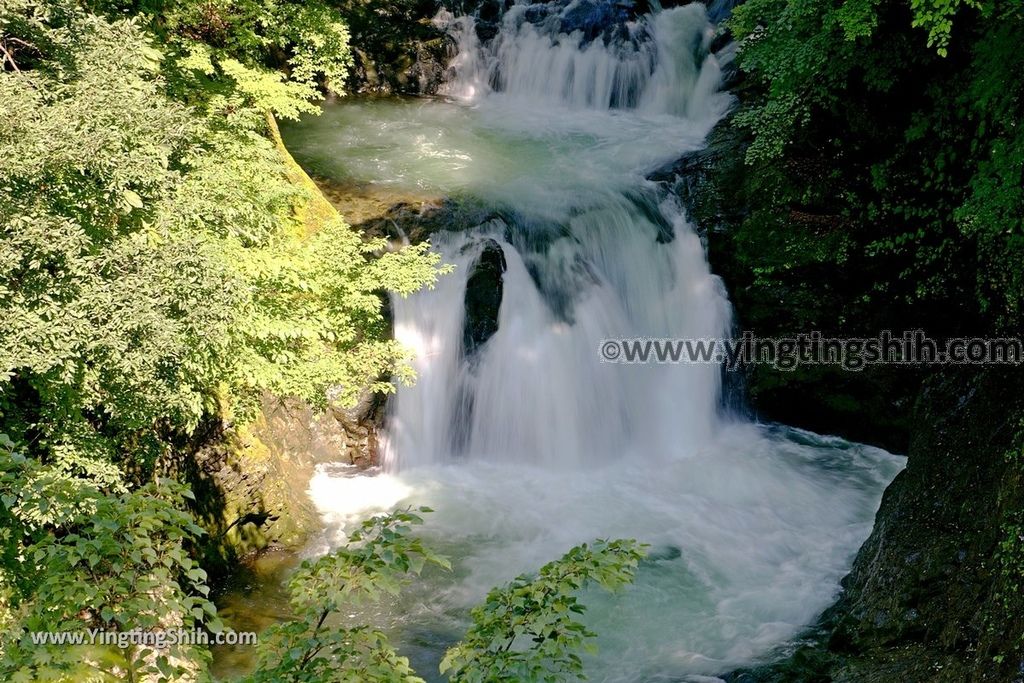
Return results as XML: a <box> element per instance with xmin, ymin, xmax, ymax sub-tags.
<box><xmin>655</xmin><ymin>108</ymin><xmax>920</xmax><ymax>454</ymax></box>
<box><xmin>727</xmin><ymin>367</ymin><xmax>1024</xmax><ymax>682</ymax></box>
<box><xmin>186</xmin><ymin>393</ymin><xmax>386</xmax><ymax>579</ymax></box>
<box><xmin>339</xmin><ymin>0</ymin><xmax>451</xmax><ymax>95</ymax></box>
<box><xmin>823</xmin><ymin>367</ymin><xmax>1024</xmax><ymax>682</ymax></box>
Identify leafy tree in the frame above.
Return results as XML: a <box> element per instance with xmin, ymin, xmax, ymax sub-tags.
<box><xmin>1</xmin><ymin>0</ymin><xmax>445</xmax><ymax>679</ymax></box>
<box><xmin>246</xmin><ymin>508</ymin><xmax>449</xmax><ymax>683</ymax></box>
<box><xmin>1</xmin><ymin>0</ymin><xmax>237</xmax><ymax>471</ymax></box>
<box><xmin>82</xmin><ymin>0</ymin><xmax>355</xmax><ymax>116</ymax></box>
<box><xmin>723</xmin><ymin>0</ymin><xmax>1023</xmax><ymax>325</ymax></box>
<box><xmin>1</xmin><ymin>0</ymin><xmax>445</xmax><ymax>468</ymax></box>
<box><xmin>440</xmin><ymin>539</ymin><xmax>647</xmax><ymax>682</ymax></box>
<box><xmin>244</xmin><ymin>509</ymin><xmax>645</xmax><ymax>683</ymax></box>
<box><xmin>910</xmin><ymin>0</ymin><xmax>984</xmax><ymax>55</ymax></box>
<box><xmin>0</xmin><ymin>435</ymin><xmax>217</xmax><ymax>682</ymax></box>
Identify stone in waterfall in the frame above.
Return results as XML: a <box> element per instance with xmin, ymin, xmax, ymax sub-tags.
<box><xmin>558</xmin><ymin>0</ymin><xmax>630</xmax><ymax>41</ymax></box>
<box><xmin>462</xmin><ymin>239</ymin><xmax>507</xmax><ymax>356</ymax></box>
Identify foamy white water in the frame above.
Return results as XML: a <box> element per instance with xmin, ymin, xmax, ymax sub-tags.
<box><xmin>284</xmin><ymin>3</ymin><xmax>904</xmax><ymax>680</ymax></box>
<box><xmin>308</xmin><ymin>428</ymin><xmax>900</xmax><ymax>680</ymax></box>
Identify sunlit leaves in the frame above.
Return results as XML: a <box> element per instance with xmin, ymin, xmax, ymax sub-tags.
<box><xmin>246</xmin><ymin>508</ymin><xmax>448</xmax><ymax>683</ymax></box>
<box><xmin>440</xmin><ymin>539</ymin><xmax>647</xmax><ymax>683</ymax></box>
<box><xmin>248</xmin><ymin>512</ymin><xmax>645</xmax><ymax>683</ymax></box>
<box><xmin>1</xmin><ymin>0</ymin><xmax>445</xmax><ymax>463</ymax></box>
<box><xmin>910</xmin><ymin>0</ymin><xmax>984</xmax><ymax>56</ymax></box>
<box><xmin>1</xmin><ymin>5</ymin><xmax>446</xmax><ymax>678</ymax></box>
<box><xmin>218</xmin><ymin>58</ymin><xmax>322</xmax><ymax>120</ymax></box>
<box><xmin>0</xmin><ymin>438</ymin><xmax>215</xmax><ymax>682</ymax></box>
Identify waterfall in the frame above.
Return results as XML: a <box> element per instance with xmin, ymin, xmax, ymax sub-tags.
<box><xmin>384</xmin><ymin>198</ymin><xmax>731</xmax><ymax>470</ymax></box>
<box><xmin>437</xmin><ymin>3</ymin><xmax>723</xmax><ymax>117</ymax></box>
<box><xmin>288</xmin><ymin>3</ymin><xmax>904</xmax><ymax>679</ymax></box>
<box><xmin>385</xmin><ymin>4</ymin><xmax>733</xmax><ymax>470</ymax></box>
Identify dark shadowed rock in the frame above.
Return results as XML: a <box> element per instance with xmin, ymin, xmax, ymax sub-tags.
<box><xmin>475</xmin><ymin>20</ymin><xmax>500</xmax><ymax>41</ymax></box>
<box><xmin>647</xmin><ymin>117</ymin><xmax>746</xmax><ymax>238</ymax></box>
<box><xmin>184</xmin><ymin>391</ymin><xmax>387</xmax><ymax>578</ymax></box>
<box><xmin>824</xmin><ymin>367</ymin><xmax>1024</xmax><ymax>680</ymax></box>
<box><xmin>706</xmin><ymin>0</ymin><xmax>742</xmax><ymax>23</ymax></box>
<box><xmin>558</xmin><ymin>0</ymin><xmax>629</xmax><ymax>40</ymax></box>
<box><xmin>727</xmin><ymin>367</ymin><xmax>1024</xmax><ymax>682</ymax></box>
<box><xmin>463</xmin><ymin>239</ymin><xmax>507</xmax><ymax>355</ymax></box>
<box><xmin>473</xmin><ymin>0</ymin><xmax>504</xmax><ymax>41</ymax></box>
<box><xmin>477</xmin><ymin>0</ymin><xmax>503</xmax><ymax>22</ymax></box>
<box><xmin>652</xmin><ymin>110</ymin><xmax>918</xmax><ymax>454</ymax></box>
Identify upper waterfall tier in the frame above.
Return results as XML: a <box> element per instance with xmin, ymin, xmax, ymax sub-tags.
<box><xmin>438</xmin><ymin>3</ymin><xmax>727</xmax><ymax>118</ymax></box>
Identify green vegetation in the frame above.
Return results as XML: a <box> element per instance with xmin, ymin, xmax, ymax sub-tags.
<box><xmin>0</xmin><ymin>436</ymin><xmax>217</xmax><ymax>681</ymax></box>
<box><xmin>246</xmin><ymin>508</ymin><xmax>448</xmax><ymax>683</ymax></box>
<box><xmin>4</xmin><ymin>0</ymin><xmax>1022</xmax><ymax>678</ymax></box>
<box><xmin>988</xmin><ymin>421</ymin><xmax>1024</xmax><ymax>666</ymax></box>
<box><xmin>440</xmin><ymin>539</ymin><xmax>646</xmax><ymax>682</ymax></box>
<box><xmin>691</xmin><ymin>0</ymin><xmax>1023</xmax><ymax>448</ymax></box>
<box><xmin>0</xmin><ymin>469</ymin><xmax>644</xmax><ymax>682</ymax></box>
<box><xmin>724</xmin><ymin>0</ymin><xmax>1023</xmax><ymax>328</ymax></box>
<box><xmin>0</xmin><ymin>0</ymin><xmax>442</xmax><ymax>675</ymax></box>
<box><xmin>244</xmin><ymin>508</ymin><xmax>644</xmax><ymax>683</ymax></box>
<box><xmin>0</xmin><ymin>0</ymin><xmax>445</xmax><ymax>463</ymax></box>
<box><xmin>0</xmin><ymin>1</ymin><xmax>643</xmax><ymax>679</ymax></box>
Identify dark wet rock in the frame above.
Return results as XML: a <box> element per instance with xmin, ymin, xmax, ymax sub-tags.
<box><xmin>475</xmin><ymin>20</ymin><xmax>501</xmax><ymax>42</ymax></box>
<box><xmin>184</xmin><ymin>392</ymin><xmax>386</xmax><ymax>579</ymax></box>
<box><xmin>463</xmin><ymin>239</ymin><xmax>507</xmax><ymax>355</ymax></box>
<box><xmin>468</xmin><ymin>0</ymin><xmax>504</xmax><ymax>41</ymax></box>
<box><xmin>327</xmin><ymin>390</ymin><xmax>389</xmax><ymax>468</ymax></box>
<box><xmin>344</xmin><ymin>0</ymin><xmax>452</xmax><ymax>95</ymax></box>
<box><xmin>707</xmin><ymin>0</ymin><xmax>742</xmax><ymax>23</ymax></box>
<box><xmin>647</xmin><ymin>116</ymin><xmax>746</xmax><ymax>239</ymax></box>
<box><xmin>502</xmin><ymin>0</ymin><xmax>637</xmax><ymax>44</ymax></box>
<box><xmin>316</xmin><ymin>176</ymin><xmax>505</xmax><ymax>246</ymax></box>
<box><xmin>477</xmin><ymin>0</ymin><xmax>503</xmax><ymax>22</ymax></box>
<box><xmin>558</xmin><ymin>0</ymin><xmax>629</xmax><ymax>40</ymax></box>
<box><xmin>645</xmin><ymin>545</ymin><xmax>683</xmax><ymax>562</ymax></box>
<box><xmin>625</xmin><ymin>188</ymin><xmax>675</xmax><ymax>243</ymax></box>
<box><xmin>726</xmin><ymin>367</ymin><xmax>1024</xmax><ymax>682</ymax></box>
<box><xmin>823</xmin><ymin>368</ymin><xmax>1024</xmax><ymax>675</ymax></box>
<box><xmin>492</xmin><ymin>213</ymin><xmax>599</xmax><ymax>324</ymax></box>
<box><xmin>351</xmin><ymin>35</ymin><xmax>452</xmax><ymax>95</ymax></box>
<box><xmin>709</xmin><ymin>27</ymin><xmax>734</xmax><ymax>55</ymax></box>
<box><xmin>523</xmin><ymin>3</ymin><xmax>552</xmax><ymax>24</ymax></box>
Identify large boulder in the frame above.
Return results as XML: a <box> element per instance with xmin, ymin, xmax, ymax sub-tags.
<box><xmin>824</xmin><ymin>367</ymin><xmax>1024</xmax><ymax>681</ymax></box>
<box><xmin>463</xmin><ymin>238</ymin><xmax>507</xmax><ymax>355</ymax></box>
<box><xmin>728</xmin><ymin>367</ymin><xmax>1024</xmax><ymax>682</ymax></box>
<box><xmin>186</xmin><ymin>393</ymin><xmax>386</xmax><ymax>579</ymax></box>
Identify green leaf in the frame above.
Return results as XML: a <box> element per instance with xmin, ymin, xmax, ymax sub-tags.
<box><xmin>122</xmin><ymin>189</ymin><xmax>144</xmax><ymax>209</ymax></box>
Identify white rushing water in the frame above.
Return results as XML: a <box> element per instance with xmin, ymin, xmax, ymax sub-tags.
<box><xmin>285</xmin><ymin>3</ymin><xmax>904</xmax><ymax>680</ymax></box>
